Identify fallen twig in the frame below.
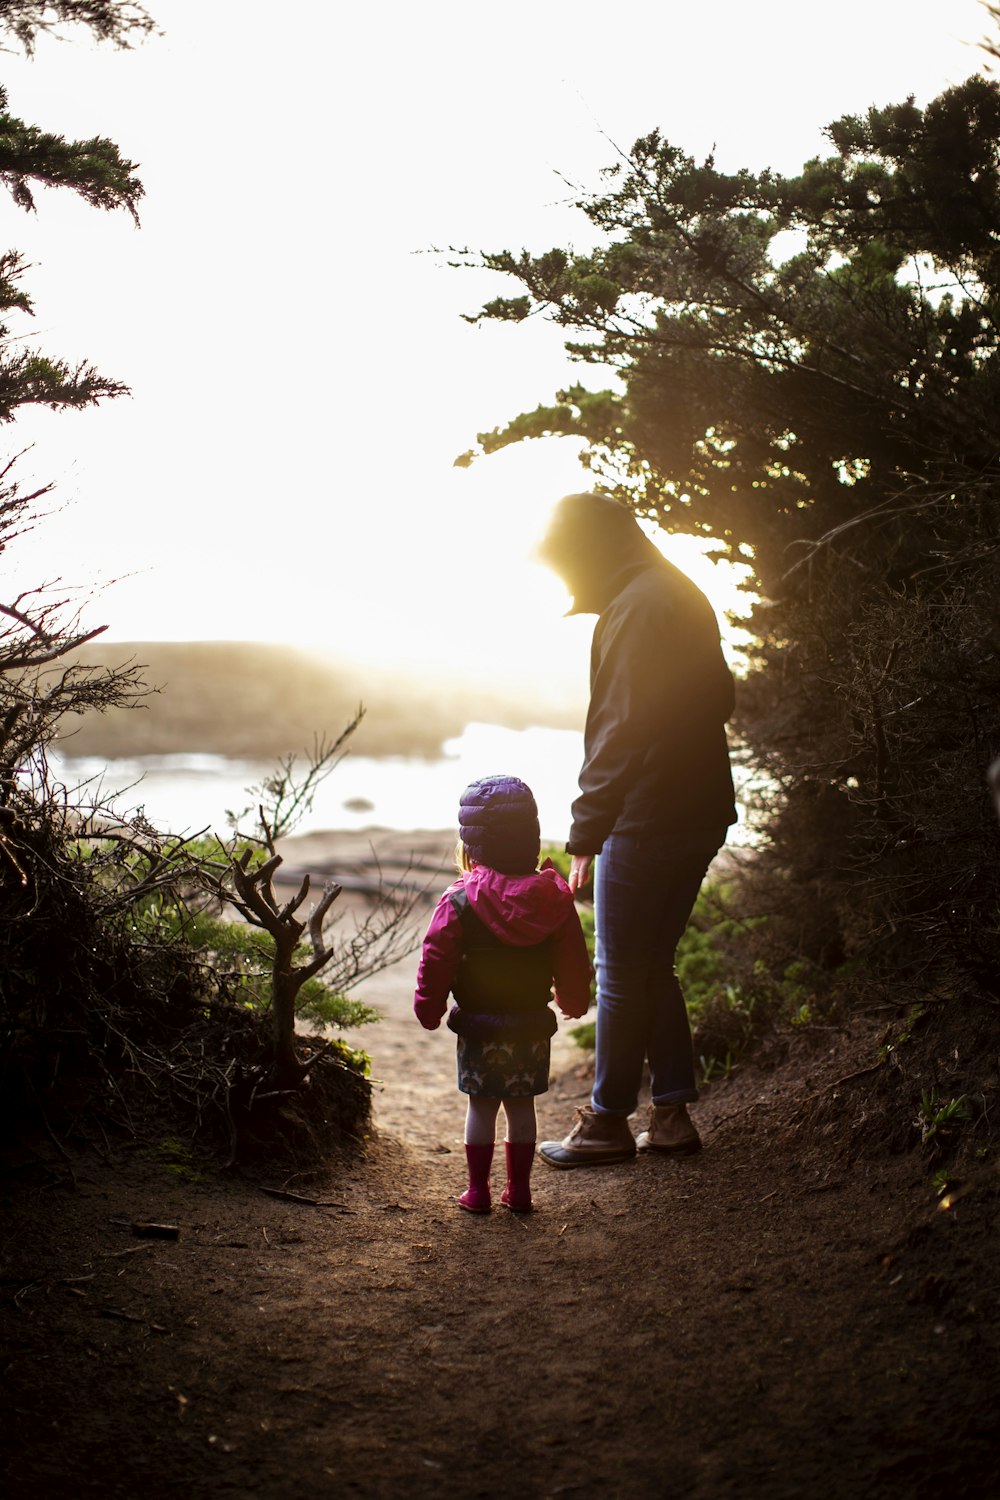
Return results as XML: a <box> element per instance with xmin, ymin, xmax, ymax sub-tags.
<box><xmin>828</xmin><ymin>1062</ymin><xmax>887</xmax><ymax>1089</ymax></box>
<box><xmin>131</xmin><ymin>1222</ymin><xmax>180</xmax><ymax>1240</ymax></box>
<box><xmin>258</xmin><ymin>1186</ymin><xmax>348</xmax><ymax>1208</ymax></box>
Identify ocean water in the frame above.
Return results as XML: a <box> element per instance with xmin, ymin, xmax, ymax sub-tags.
<box><xmin>47</xmin><ymin>722</ymin><xmax>590</xmax><ymax>843</ymax></box>
<box><xmin>48</xmin><ymin>720</ymin><xmax>755</xmax><ymax>846</ymax></box>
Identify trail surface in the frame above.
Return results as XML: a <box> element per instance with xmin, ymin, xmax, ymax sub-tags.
<box><xmin>2</xmin><ymin>832</ymin><xmax>997</xmax><ymax>1498</ymax></box>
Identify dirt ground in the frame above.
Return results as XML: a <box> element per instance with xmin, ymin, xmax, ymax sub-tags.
<box><xmin>2</xmin><ymin>830</ymin><xmax>998</xmax><ymax>1499</ymax></box>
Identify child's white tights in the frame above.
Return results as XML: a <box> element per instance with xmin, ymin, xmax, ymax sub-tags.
<box><xmin>465</xmin><ymin>1094</ymin><xmax>536</xmax><ymax>1145</ymax></box>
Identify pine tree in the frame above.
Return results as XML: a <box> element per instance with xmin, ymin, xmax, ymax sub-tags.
<box><xmin>0</xmin><ymin>71</ymin><xmax>143</xmax><ymax>418</ymax></box>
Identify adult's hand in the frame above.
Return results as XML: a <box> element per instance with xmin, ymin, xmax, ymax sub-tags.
<box><xmin>568</xmin><ymin>854</ymin><xmax>593</xmax><ymax>894</ymax></box>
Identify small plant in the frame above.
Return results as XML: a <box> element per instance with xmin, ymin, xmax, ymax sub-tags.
<box><xmin>931</xmin><ymin>1166</ymin><xmax>954</xmax><ymax>1197</ymax></box>
<box><xmin>153</xmin><ymin>1137</ymin><xmax>205</xmax><ymax>1183</ymax></box>
<box><xmin>915</xmin><ymin>1089</ymin><xmax>970</xmax><ymax>1148</ymax></box>
<box><xmin>698</xmin><ymin>1050</ymin><xmax>737</xmax><ymax>1085</ymax></box>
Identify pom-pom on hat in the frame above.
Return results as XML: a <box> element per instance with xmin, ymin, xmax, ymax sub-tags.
<box><xmin>458</xmin><ymin>775</ymin><xmax>540</xmax><ymax>874</ymax></box>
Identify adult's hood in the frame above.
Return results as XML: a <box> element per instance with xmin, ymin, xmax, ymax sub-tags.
<box><xmin>460</xmin><ymin>860</ymin><xmax>576</xmax><ymax>945</ymax></box>
<box><xmin>537</xmin><ymin>491</ymin><xmax>661</xmax><ymax>615</ymax></box>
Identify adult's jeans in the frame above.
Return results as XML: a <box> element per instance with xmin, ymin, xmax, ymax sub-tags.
<box><xmin>592</xmin><ymin>830</ymin><xmax>724</xmax><ymax>1116</ymax></box>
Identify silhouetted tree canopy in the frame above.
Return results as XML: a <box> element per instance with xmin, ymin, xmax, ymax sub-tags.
<box><xmin>462</xmin><ymin>74</ymin><xmax>1000</xmax><ymax>1005</ymax></box>
<box><xmin>0</xmin><ymin>80</ymin><xmax>142</xmax><ymax>215</ymax></box>
<box><xmin>0</xmin><ymin>41</ymin><xmax>142</xmax><ymax>417</ymax></box>
<box><xmin>0</xmin><ymin>1</ymin><xmax>154</xmax><ymax>54</ymax></box>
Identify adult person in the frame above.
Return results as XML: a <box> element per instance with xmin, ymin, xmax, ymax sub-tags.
<box><xmin>536</xmin><ymin>492</ymin><xmax>737</xmax><ymax>1166</ymax></box>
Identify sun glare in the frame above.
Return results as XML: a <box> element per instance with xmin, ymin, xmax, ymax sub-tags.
<box><xmin>644</xmin><ymin>529</ymin><xmax>757</xmax><ymax>671</ymax></box>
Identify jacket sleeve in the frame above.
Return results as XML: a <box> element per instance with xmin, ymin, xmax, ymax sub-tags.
<box><xmin>567</xmin><ymin>592</ymin><xmax>661</xmax><ymax>855</ymax></box>
<box><xmin>551</xmin><ymin>906</ymin><xmax>593</xmax><ymax>1020</ymax></box>
<box><xmin>413</xmin><ymin>891</ymin><xmax>463</xmax><ymax>1030</ymax></box>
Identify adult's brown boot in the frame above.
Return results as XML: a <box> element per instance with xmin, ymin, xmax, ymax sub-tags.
<box><xmin>635</xmin><ymin>1102</ymin><xmax>702</xmax><ymax>1156</ymax></box>
<box><xmin>538</xmin><ymin>1105</ymin><xmax>636</xmax><ymax>1168</ymax></box>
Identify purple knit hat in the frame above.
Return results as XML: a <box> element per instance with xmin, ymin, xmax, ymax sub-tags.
<box><xmin>458</xmin><ymin>775</ymin><xmax>540</xmax><ymax>874</ymax></box>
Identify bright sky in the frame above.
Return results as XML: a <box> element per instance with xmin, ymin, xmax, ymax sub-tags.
<box><xmin>2</xmin><ymin>0</ymin><xmax>990</xmax><ymax>695</ymax></box>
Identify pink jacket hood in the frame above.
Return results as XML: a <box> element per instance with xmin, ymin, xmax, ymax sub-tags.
<box><xmin>458</xmin><ymin>859</ymin><xmax>576</xmax><ymax>945</ymax></box>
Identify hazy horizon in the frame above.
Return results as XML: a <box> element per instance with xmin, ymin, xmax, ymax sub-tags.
<box><xmin>60</xmin><ymin>639</ymin><xmax>590</xmax><ymax>763</ymax></box>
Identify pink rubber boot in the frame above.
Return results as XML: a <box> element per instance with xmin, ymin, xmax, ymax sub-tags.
<box><xmin>458</xmin><ymin>1143</ymin><xmax>494</xmax><ymax>1213</ymax></box>
<box><xmin>500</xmin><ymin>1140</ymin><xmax>535</xmax><ymax>1212</ymax></box>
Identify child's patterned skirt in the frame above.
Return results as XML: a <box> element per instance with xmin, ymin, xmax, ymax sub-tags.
<box><xmin>456</xmin><ymin>1033</ymin><xmax>550</xmax><ymax>1097</ymax></box>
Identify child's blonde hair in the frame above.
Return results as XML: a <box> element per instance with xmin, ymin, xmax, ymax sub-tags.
<box><xmin>456</xmin><ymin>839</ymin><xmax>475</xmax><ymax>873</ymax></box>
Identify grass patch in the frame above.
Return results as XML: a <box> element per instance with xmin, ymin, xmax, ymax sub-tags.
<box><xmin>151</xmin><ymin>1137</ymin><xmax>206</xmax><ymax>1183</ymax></box>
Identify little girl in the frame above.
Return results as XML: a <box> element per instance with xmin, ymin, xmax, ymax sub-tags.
<box><xmin>414</xmin><ymin>775</ymin><xmax>591</xmax><ymax>1213</ymax></box>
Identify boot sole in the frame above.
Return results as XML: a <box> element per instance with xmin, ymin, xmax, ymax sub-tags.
<box><xmin>636</xmin><ymin>1138</ymin><xmax>702</xmax><ymax>1156</ymax></box>
<box><xmin>537</xmin><ymin>1145</ymin><xmax>637</xmax><ymax>1169</ymax></box>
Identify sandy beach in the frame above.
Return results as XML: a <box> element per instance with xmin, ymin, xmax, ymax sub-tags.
<box><xmin>274</xmin><ymin>825</ymin><xmax>459</xmax><ymax>895</ymax></box>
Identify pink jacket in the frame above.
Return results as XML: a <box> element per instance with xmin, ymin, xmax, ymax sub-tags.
<box><xmin>413</xmin><ymin>861</ymin><xmax>592</xmax><ymax>1031</ymax></box>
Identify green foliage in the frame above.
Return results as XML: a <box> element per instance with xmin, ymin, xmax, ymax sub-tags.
<box><xmin>0</xmin><ymin>82</ymin><xmax>143</xmax><ymax>217</ymax></box>
<box><xmin>0</xmin><ymin>58</ymin><xmax>141</xmax><ymax>421</ymax></box>
<box><xmin>875</xmin><ymin>1002</ymin><xmax>930</xmax><ymax>1080</ymax></box>
<box><xmin>915</xmin><ymin>1088</ymin><xmax>970</xmax><ymax>1150</ymax></box>
<box><xmin>697</xmin><ymin>1049</ymin><xmax>738</xmax><ymax>1085</ymax></box>
<box><xmin>147</xmin><ymin>905</ymin><xmax>380</xmax><ymax>1033</ymax></box>
<box><xmin>463</xmin><ymin>294</ymin><xmax>531</xmax><ymax>324</ymax></box>
<box><xmin>675</xmin><ymin>888</ymin><xmax>746</xmax><ymax>1007</ymax></box>
<box><xmin>0</xmin><ymin>249</ymin><xmax>129</xmax><ymax>422</ymax></box>
<box><xmin>322</xmin><ymin>1036</ymin><xmax>372</xmax><ymax>1078</ymax></box>
<box><xmin>931</xmin><ymin>1166</ymin><xmax>954</xmax><ymax>1197</ymax></box>
<box><xmin>679</xmin><ymin>887</ymin><xmax>769</xmax><ymax>1078</ymax></box>
<box><xmin>294</xmin><ymin>978</ymin><xmax>378</xmax><ymax>1033</ymax></box>
<box><xmin>152</xmin><ymin>1136</ymin><xmax>205</xmax><ymax>1183</ymax></box>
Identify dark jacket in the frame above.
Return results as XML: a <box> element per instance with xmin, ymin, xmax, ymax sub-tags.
<box><xmin>567</xmin><ymin>555</ymin><xmax>736</xmax><ymax>854</ymax></box>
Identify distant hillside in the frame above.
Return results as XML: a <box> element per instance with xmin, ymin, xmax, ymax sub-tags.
<box><xmin>55</xmin><ymin>642</ymin><xmax>585</xmax><ymax>760</ymax></box>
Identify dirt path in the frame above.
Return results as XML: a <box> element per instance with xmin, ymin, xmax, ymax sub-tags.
<box><xmin>3</xmin><ymin>833</ymin><xmax>998</xmax><ymax>1498</ymax></box>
